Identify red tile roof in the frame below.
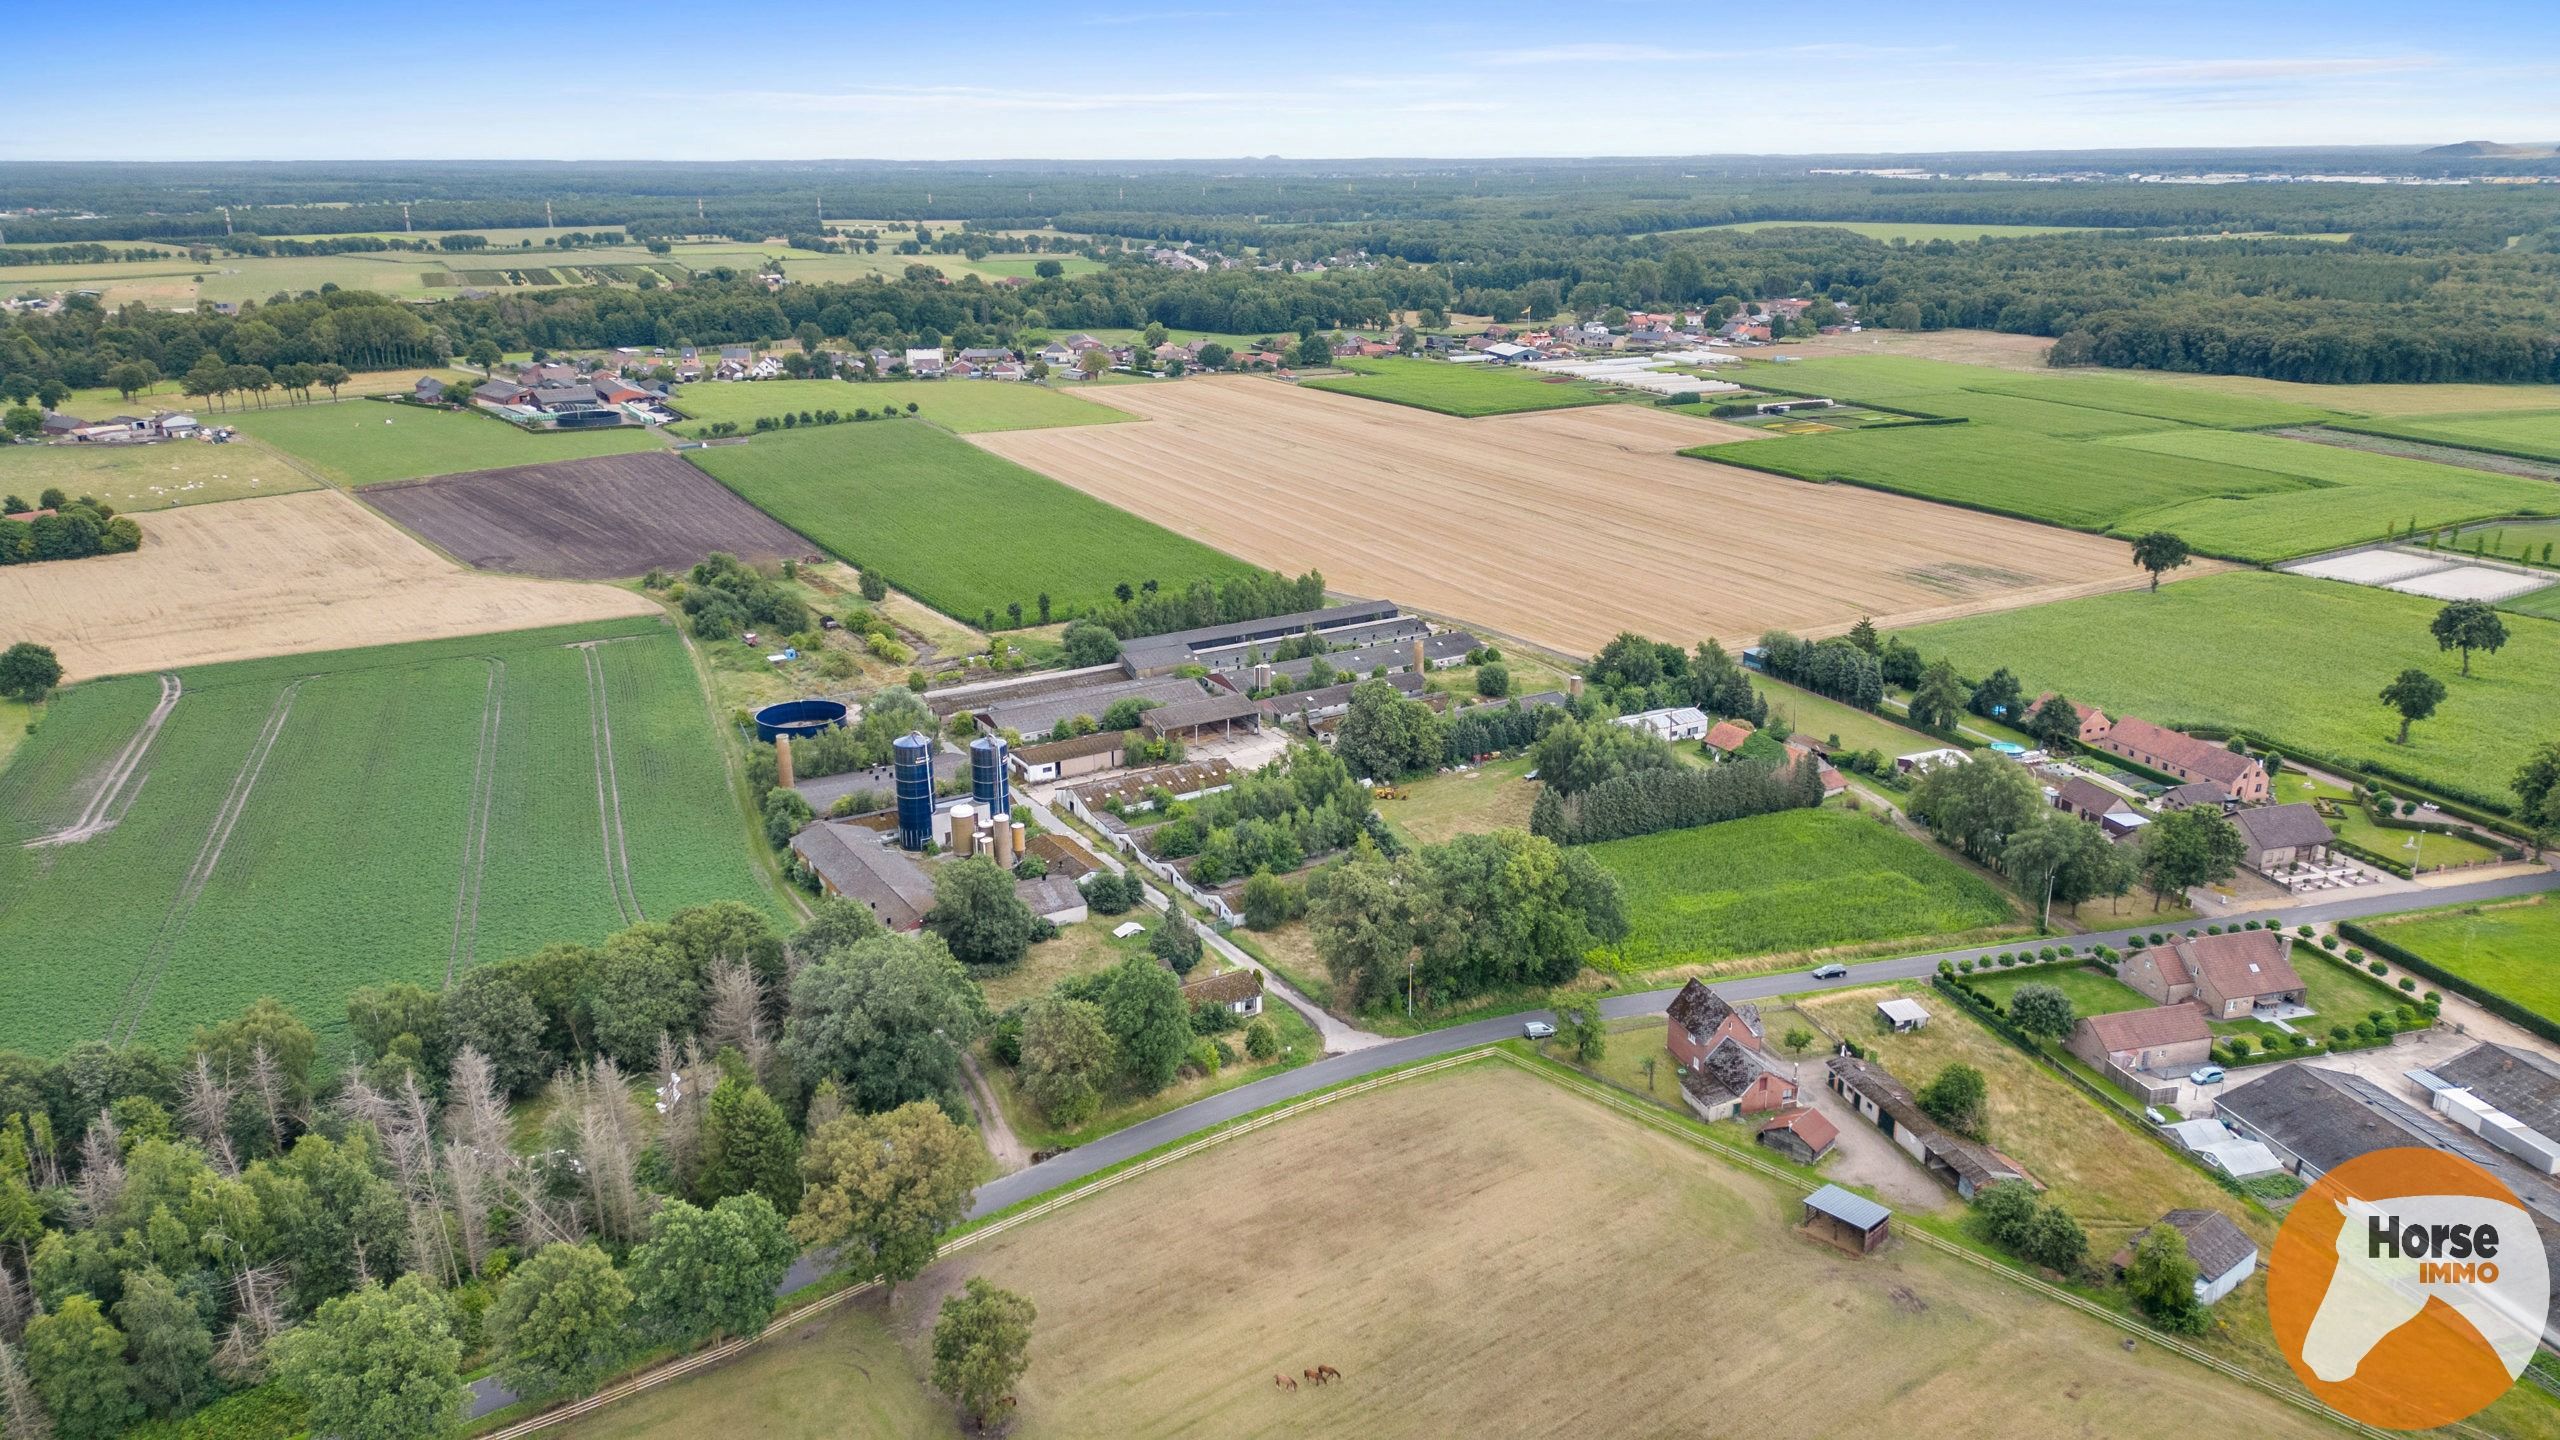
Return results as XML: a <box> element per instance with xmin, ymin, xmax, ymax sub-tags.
<box><xmin>2079</xmin><ymin>1004</ymin><xmax>2210</xmax><ymax>1055</ymax></box>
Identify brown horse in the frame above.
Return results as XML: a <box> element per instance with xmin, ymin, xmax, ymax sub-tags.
<box><xmin>1316</xmin><ymin>1364</ymin><xmax>1342</xmax><ymax>1383</ymax></box>
<box><xmin>1273</xmin><ymin>1373</ymin><xmax>1297</xmax><ymax>1392</ymax></box>
<box><xmin>1303</xmin><ymin>1368</ymin><xmax>1326</xmax><ymax>1387</ymax></box>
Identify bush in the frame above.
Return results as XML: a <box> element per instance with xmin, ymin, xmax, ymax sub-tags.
<box><xmin>2368</xmin><ymin>961</ymin><xmax>2388</xmax><ymax>976</ymax></box>
<box><xmin>2329</xmin><ymin>1025</ymin><xmax>2351</xmax><ymax>1043</ymax></box>
<box><xmin>2297</xmin><ymin>925</ymin><xmax>2314</xmax><ymax>938</ymax></box>
<box><xmin>2320</xmin><ymin>935</ymin><xmax>2338</xmax><ymax>950</ymax></box>
<box><xmin>1243</xmin><ymin>1017</ymin><xmax>1278</xmax><ymax>1059</ymax></box>
<box><xmin>2227</xmin><ymin>1035</ymin><xmax>2253</xmax><ymax>1059</ymax></box>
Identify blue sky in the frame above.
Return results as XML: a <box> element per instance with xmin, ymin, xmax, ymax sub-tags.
<box><xmin>18</xmin><ymin>0</ymin><xmax>2560</xmax><ymax>160</ymax></box>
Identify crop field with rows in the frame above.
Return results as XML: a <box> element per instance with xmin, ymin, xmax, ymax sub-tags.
<box><xmin>0</xmin><ymin>617</ymin><xmax>780</xmax><ymax>1056</ymax></box>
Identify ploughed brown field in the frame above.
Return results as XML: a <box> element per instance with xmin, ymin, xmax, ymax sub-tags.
<box><xmin>972</xmin><ymin>377</ymin><xmax>2170</xmax><ymax>655</ymax></box>
<box><xmin>363</xmin><ymin>451</ymin><xmax>814</xmax><ymax>580</ymax></box>
<box><xmin>1</xmin><ymin>488</ymin><xmax>655</xmax><ymax>679</ymax></box>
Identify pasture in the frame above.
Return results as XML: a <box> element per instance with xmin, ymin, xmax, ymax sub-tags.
<box><xmin>0</xmin><ymin>618</ymin><xmax>779</xmax><ymax>1055</ymax></box>
<box><xmin>688</xmin><ymin>420</ymin><xmax>1262</xmax><ymax>626</ymax></box>
<box><xmin>874</xmin><ymin>1064</ymin><xmax>2345</xmax><ymax>1439</ymax></box>
<box><xmin>1588</xmin><ymin>807</ymin><xmax>2021</xmax><ymax>972</ymax></box>
<box><xmin>2362</xmin><ymin>898</ymin><xmax>2560</xmax><ymax>1022</ymax></box>
<box><xmin>0</xmin><ymin>488</ymin><xmax>654</xmax><ymax>680</ymax></box>
<box><xmin>1899</xmin><ymin>570</ymin><xmax>2560</xmax><ymax>809</ymax></box>
<box><xmin>1303</xmin><ymin>356</ymin><xmax>1615</xmax><ymax>417</ymax></box>
<box><xmin>56</xmin><ymin>365</ymin><xmax>470</xmax><ymax>418</ymax></box>
<box><xmin>2503</xmin><ymin>584</ymin><xmax>2560</xmax><ymax>620</ymax></box>
<box><xmin>972</xmin><ymin>377</ymin><xmax>2144</xmax><ymax>656</ymax></box>
<box><xmin>361</xmin><ymin>452</ymin><xmax>811</xmax><ymax>579</ymax></box>
<box><xmin>1740</xmin><ymin>354</ymin><xmax>2343</xmax><ymax>429</ymax></box>
<box><xmin>228</xmin><ymin>401</ymin><xmax>660</xmax><ymax>486</ymax></box>
<box><xmin>0</xmin><ymin>433</ymin><xmax>317</xmax><ymax>511</ymax></box>
<box><xmin>666</xmin><ymin>378</ymin><xmax>1125</xmax><ymax>437</ymax></box>
<box><xmin>1377</xmin><ymin>755</ymin><xmax>1538</xmax><ymax>848</ymax></box>
<box><xmin>2331</xmin><ymin>410</ymin><xmax>2560</xmax><ymax>464</ymax></box>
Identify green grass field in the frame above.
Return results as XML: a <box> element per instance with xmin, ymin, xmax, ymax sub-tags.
<box><xmin>1588</xmin><ymin>807</ymin><xmax>2019</xmax><ymax>970</ymax></box>
<box><xmin>1705</xmin><ymin>424</ymin><xmax>2314</xmax><ymax>530</ymax></box>
<box><xmin>1740</xmin><ymin>355</ymin><xmax>2340</xmax><ymax>428</ymax></box>
<box><xmin>0</xmin><ymin>433</ymin><xmax>320</xmax><ymax>511</ymax></box>
<box><xmin>227</xmin><ymin>401</ymin><xmax>660</xmax><ymax>485</ymax></box>
<box><xmin>2465</xmin><ymin>518</ymin><xmax>2560</xmax><ymax>563</ymax></box>
<box><xmin>2366</xmin><ymin>898</ymin><xmax>2560</xmax><ymax>1021</ymax></box>
<box><xmin>1753</xmin><ymin>677</ymin><xmax>1943</xmax><ymax>759</ymax></box>
<box><xmin>0</xmin><ymin>618</ymin><xmax>780</xmax><ymax>1056</ymax></box>
<box><xmin>1970</xmin><ymin>964</ymin><xmax>2153</xmax><ymax>1018</ymax></box>
<box><xmin>1900</xmin><ymin>570</ymin><xmax>2560</xmax><ymax>809</ymax></box>
<box><xmin>1303</xmin><ymin>356</ymin><xmax>1614</xmax><ymax>417</ymax></box>
<box><xmin>1881</xmin><ymin>389</ymin><xmax>2183</xmax><ymax>438</ymax></box>
<box><xmin>686</xmin><ymin>420</ymin><xmax>1261</xmax><ymax>626</ymax></box>
<box><xmin>2331</xmin><ymin>410</ymin><xmax>2560</xmax><ymax>465</ymax></box>
<box><xmin>2501</xmin><ymin>583</ymin><xmax>2560</xmax><ymax>620</ymax></box>
<box><xmin>2098</xmin><ymin>429</ymin><xmax>2560</xmax><ymax>562</ymax></box>
<box><xmin>667</xmin><ymin>379</ymin><xmax>1125</xmax><ymax>438</ymax></box>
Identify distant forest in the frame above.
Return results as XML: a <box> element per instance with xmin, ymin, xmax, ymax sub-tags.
<box><xmin>7</xmin><ymin>156</ymin><xmax>2560</xmax><ymax>385</ymax></box>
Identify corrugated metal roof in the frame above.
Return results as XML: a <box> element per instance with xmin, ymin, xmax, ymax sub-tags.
<box><xmin>1804</xmin><ymin>1183</ymin><xmax>1889</xmax><ymax>1230</ymax></box>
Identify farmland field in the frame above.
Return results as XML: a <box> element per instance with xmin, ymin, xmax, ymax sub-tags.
<box><xmin>0</xmin><ymin>618</ymin><xmax>780</xmax><ymax>1055</ymax></box>
<box><xmin>2330</xmin><ymin>410</ymin><xmax>2560</xmax><ymax>464</ymax></box>
<box><xmin>570</xmin><ymin>1060</ymin><xmax>2351</xmax><ymax>1440</ymax></box>
<box><xmin>362</xmin><ymin>451</ymin><xmax>810</xmax><ymax>579</ymax></box>
<box><xmin>688</xmin><ymin>419</ymin><xmax>1262</xmax><ymax>626</ymax></box>
<box><xmin>1588</xmin><ymin>807</ymin><xmax>2021</xmax><ymax>971</ymax></box>
<box><xmin>0</xmin><ymin>488</ymin><xmax>655</xmax><ymax>679</ymax></box>
<box><xmin>1741</xmin><ymin>354</ymin><xmax>2344</xmax><ymax>429</ymax></box>
<box><xmin>2099</xmin><ymin>428</ymin><xmax>2560</xmax><ymax>562</ymax></box>
<box><xmin>2503</xmin><ymin>583</ymin><xmax>2560</xmax><ymax>620</ymax></box>
<box><xmin>1900</xmin><ymin>570</ymin><xmax>2560</xmax><ymax>808</ymax></box>
<box><xmin>228</xmin><ymin>400</ymin><xmax>661</xmax><ymax>486</ymax></box>
<box><xmin>56</xmin><ymin>366</ymin><xmax>472</xmax><ymax>419</ymax></box>
<box><xmin>973</xmin><ymin>377</ymin><xmax>2148</xmax><ymax>655</ymax></box>
<box><xmin>1302</xmin><ymin>356</ymin><xmax>1616</xmax><ymax>417</ymax></box>
<box><xmin>2363</xmin><ymin>898</ymin><xmax>2560</xmax><ymax>1022</ymax></box>
<box><xmin>666</xmin><ymin>378</ymin><xmax>1125</xmax><ymax>437</ymax></box>
<box><xmin>0</xmin><ymin>433</ymin><xmax>318</xmax><ymax>511</ymax></box>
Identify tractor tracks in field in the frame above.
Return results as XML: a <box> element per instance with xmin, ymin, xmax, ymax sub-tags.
<box><xmin>446</xmin><ymin>657</ymin><xmax>505</xmax><ymax>983</ymax></box>
<box><xmin>578</xmin><ymin>641</ymin><xmax>643</xmax><ymax>926</ymax></box>
<box><xmin>107</xmin><ymin>679</ymin><xmax>302</xmax><ymax>1047</ymax></box>
<box><xmin>24</xmin><ymin>673</ymin><xmax>182</xmax><ymax>849</ymax></box>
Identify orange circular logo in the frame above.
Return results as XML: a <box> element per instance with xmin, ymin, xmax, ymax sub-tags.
<box><xmin>2268</xmin><ymin>1147</ymin><xmax>2549</xmax><ymax>1429</ymax></box>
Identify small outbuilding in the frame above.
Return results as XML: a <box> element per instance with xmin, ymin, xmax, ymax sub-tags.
<box><xmin>2113</xmin><ymin>1209</ymin><xmax>2258</xmax><ymax>1306</ymax></box>
<box><xmin>1802</xmin><ymin>1184</ymin><xmax>1891</xmax><ymax>1255</ymax></box>
<box><xmin>1758</xmin><ymin>1107</ymin><xmax>1840</xmax><ymax>1165</ymax></box>
<box><xmin>1876</xmin><ymin>998</ymin><xmax>1929</xmax><ymax>1033</ymax></box>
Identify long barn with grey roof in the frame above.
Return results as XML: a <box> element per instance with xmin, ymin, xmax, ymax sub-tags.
<box><xmin>974</xmin><ymin>676</ymin><xmax>1207</xmax><ymax>740</ymax></box>
<box><xmin>1118</xmin><ymin>599</ymin><xmax>1411</xmax><ymax>676</ymax></box>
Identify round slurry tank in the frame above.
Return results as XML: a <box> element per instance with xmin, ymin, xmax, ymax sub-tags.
<box><xmin>753</xmin><ymin>698</ymin><xmax>848</xmax><ymax>745</ymax></box>
<box><xmin>893</xmin><ymin>731</ymin><xmax>935</xmax><ymax>850</ymax></box>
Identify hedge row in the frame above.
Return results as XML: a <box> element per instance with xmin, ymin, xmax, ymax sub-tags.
<box><xmin>2339</xmin><ymin>920</ymin><xmax>2560</xmax><ymax>1047</ymax></box>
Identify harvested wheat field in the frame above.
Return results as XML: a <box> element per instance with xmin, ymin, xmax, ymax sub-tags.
<box><xmin>975</xmin><ymin>377</ymin><xmax>2168</xmax><ymax>655</ymax></box>
<box><xmin>852</xmin><ymin>1063</ymin><xmax>2346</xmax><ymax>1439</ymax></box>
<box><xmin>1</xmin><ymin>488</ymin><xmax>654</xmax><ymax>679</ymax></box>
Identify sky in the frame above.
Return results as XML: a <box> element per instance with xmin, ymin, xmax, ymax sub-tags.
<box><xmin>16</xmin><ymin>0</ymin><xmax>2560</xmax><ymax>161</ymax></box>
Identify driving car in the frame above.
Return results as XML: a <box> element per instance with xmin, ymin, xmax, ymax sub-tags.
<box><xmin>1523</xmin><ymin>1020</ymin><xmax>1557</xmax><ymax>1039</ymax></box>
<box><xmin>1810</xmin><ymin>963</ymin><xmax>1851</xmax><ymax>980</ymax></box>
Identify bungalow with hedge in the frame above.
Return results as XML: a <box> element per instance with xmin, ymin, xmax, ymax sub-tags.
<box><xmin>2067</xmin><ymin>1004</ymin><xmax>2212</xmax><ymax>1078</ymax></box>
<box><xmin>2121</xmin><ymin>931</ymin><xmax>2306</xmax><ymax>1022</ymax></box>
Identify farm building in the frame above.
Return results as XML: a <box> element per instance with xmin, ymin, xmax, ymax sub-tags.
<box><xmin>2031</xmin><ymin>693</ymin><xmax>2114</xmax><ymax>745</ymax></box>
<box><xmin>2156</xmin><ymin>780</ymin><xmax>2235</xmax><ymax>813</ymax></box>
<box><xmin>1618</xmin><ymin>705</ymin><xmax>1710</xmax><ymax>744</ymax></box>
<box><xmin>1181</xmin><ymin>968</ymin><xmax>1265</xmax><ymax>1017</ymax></box>
<box><xmin>2119</xmin><ymin>931</ymin><xmax>2305</xmax><ymax>1021</ymax></box>
<box><xmin>2049</xmin><ymin>776</ymin><xmax>2148</xmax><ymax>840</ymax></box>
<box><xmin>1026</xmin><ymin>831</ymin><xmax>1106</xmax><ymax>881</ymax></box>
<box><xmin>1875</xmin><ymin>998</ymin><xmax>1929</xmax><ymax>1033</ymax></box>
<box><xmin>2094</xmin><ymin>718</ymin><xmax>2269</xmax><ymax>803</ymax></box>
<box><xmin>2230</xmin><ymin>803</ymin><xmax>2337</xmax><ymax>877</ymax></box>
<box><xmin>1067</xmin><ymin>759</ymin><xmax>1237</xmax><ymax>813</ymax></box>
<box><xmin>2410</xmin><ymin>1043</ymin><xmax>2560</xmax><ymax>1174</ymax></box>
<box><xmin>973</xmin><ymin>676</ymin><xmax>1208</xmax><ymax>741</ymax></box>
<box><xmin>1007</xmin><ymin>730</ymin><xmax>1128</xmax><ymax>784</ymax></box>
<box><xmin>1142</xmin><ymin>692</ymin><xmax>1266</xmax><ymax>743</ymax></box>
<box><xmin>1264</xmin><ymin>671</ymin><xmax>1429</xmax><ymax>728</ymax></box>
<box><xmin>2113</xmin><ymin>1211</ymin><xmax>2258</xmax><ymax>1306</ymax></box>
<box><xmin>1801</xmin><ymin>1184</ymin><xmax>1891</xmax><ymax>1255</ymax></box>
<box><xmin>1220</xmin><ymin>629</ymin><xmax>1481</xmax><ymax>689</ymax></box>
<box><xmin>788</xmin><ymin>820</ymin><xmax>939</xmax><ymax>931</ymax></box>
<box><xmin>2067</xmin><ymin>1005</ymin><xmax>2212</xmax><ymax>1079</ymax></box>
<box><xmin>1665</xmin><ymin>979</ymin><xmax>1763</xmax><ymax>1069</ymax></box>
<box><xmin>1700</xmin><ymin>719</ymin><xmax>1757</xmax><ymax>758</ymax></box>
<box><xmin>1757</xmin><ymin>1107</ymin><xmax>1840</xmax><ymax>1165</ymax></box>
<box><xmin>2158</xmin><ymin>1119</ymin><xmax>2283</xmax><ymax>1180</ymax></box>
<box><xmin>1119</xmin><ymin>600</ymin><xmax>1413</xmax><ymax>677</ymax></box>
<box><xmin>1014</xmin><ymin>875</ymin><xmax>1089</xmax><ymax>926</ymax></box>
<box><xmin>1894</xmin><ymin>747</ymin><xmax>1969</xmax><ymax>776</ymax></box>
<box><xmin>1665</xmin><ymin>980</ymin><xmax>1796</xmax><ymax>1121</ymax></box>
<box><xmin>1824</xmin><ymin>1053</ymin><xmax>2026</xmax><ymax>1200</ymax></box>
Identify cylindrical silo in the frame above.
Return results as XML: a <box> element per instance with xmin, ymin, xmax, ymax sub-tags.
<box><xmin>948</xmin><ymin>802</ymin><xmax>976</xmax><ymax>857</ymax></box>
<box><xmin>993</xmin><ymin>813</ymin><xmax>1014</xmax><ymax>867</ymax></box>
<box><xmin>892</xmin><ymin>732</ymin><xmax>934</xmax><ymax>850</ymax></box>
<box><xmin>775</xmin><ymin>734</ymin><xmax>796</xmax><ymax>790</ymax></box>
<box><xmin>1410</xmin><ymin>637</ymin><xmax>1427</xmax><ymax>672</ymax></box>
<box><xmin>1011</xmin><ymin>820</ymin><xmax>1027</xmax><ymax>858</ymax></box>
<box><xmin>969</xmin><ymin>735</ymin><xmax>1011</xmax><ymax>818</ymax></box>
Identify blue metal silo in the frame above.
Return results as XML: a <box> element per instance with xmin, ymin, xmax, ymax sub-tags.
<box><xmin>969</xmin><ymin>735</ymin><xmax>1011</xmax><ymax>819</ymax></box>
<box><xmin>893</xmin><ymin>732</ymin><xmax>935</xmax><ymax>850</ymax></box>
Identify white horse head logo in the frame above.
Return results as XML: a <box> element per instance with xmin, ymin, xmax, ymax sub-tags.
<box><xmin>2298</xmin><ymin>1193</ymin><xmax>2549</xmax><ymax>1384</ymax></box>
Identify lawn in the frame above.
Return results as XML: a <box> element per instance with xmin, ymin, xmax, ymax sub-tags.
<box><xmin>1302</xmin><ymin>356</ymin><xmax>1615</xmax><ymax>417</ymax></box>
<box><xmin>1588</xmin><ymin>807</ymin><xmax>2022</xmax><ymax>972</ymax></box>
<box><xmin>2365</xmin><ymin>897</ymin><xmax>2560</xmax><ymax>1022</ymax></box>
<box><xmin>2289</xmin><ymin>942</ymin><xmax>2411</xmax><ymax>1028</ymax></box>
<box><xmin>227</xmin><ymin>400</ymin><xmax>660</xmax><ymax>486</ymax></box>
<box><xmin>1899</xmin><ymin>570</ymin><xmax>2560</xmax><ymax>810</ymax></box>
<box><xmin>1377</xmin><ymin>755</ymin><xmax>1537</xmax><ymax>847</ymax></box>
<box><xmin>547</xmin><ymin>1295</ymin><xmax>956</xmax><ymax>1440</ymax></box>
<box><xmin>2099</xmin><ymin>428</ymin><xmax>2560</xmax><ymax>562</ymax></box>
<box><xmin>1705</xmin><ymin>423</ymin><xmax>2313</xmax><ymax>531</ymax></box>
<box><xmin>978</xmin><ymin>983</ymin><xmax>1321</xmax><ymax>1152</ymax></box>
<box><xmin>1969</xmin><ymin>964</ymin><xmax>2154</xmax><ymax>1020</ymax></box>
<box><xmin>665</xmin><ymin>379</ymin><xmax>1126</xmax><ymax>438</ymax></box>
<box><xmin>2460</xmin><ymin>517</ymin><xmax>2560</xmax><ymax>566</ymax></box>
<box><xmin>0</xmin><ymin>433</ymin><xmax>318</xmax><ymax>511</ymax></box>
<box><xmin>2503</xmin><ymin>583</ymin><xmax>2560</xmax><ymax>621</ymax></box>
<box><xmin>2273</xmin><ymin>770</ymin><xmax>2504</xmax><ymax>870</ymax></box>
<box><xmin>0</xmin><ymin>617</ymin><xmax>781</xmax><ymax>1055</ymax></box>
<box><xmin>976</xmin><ymin>913</ymin><xmax>1156</xmax><ymax>1010</ymax></box>
<box><xmin>686</xmin><ymin>419</ymin><xmax>1263</xmax><ymax>626</ymax></box>
<box><xmin>2331</xmin><ymin>410</ymin><xmax>2560</xmax><ymax>465</ymax></box>
<box><xmin>1755</xmin><ymin>676</ymin><xmax>1945</xmax><ymax>760</ymax></box>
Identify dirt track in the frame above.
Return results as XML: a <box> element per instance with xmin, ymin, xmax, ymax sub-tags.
<box><xmin>363</xmin><ymin>451</ymin><xmax>812</xmax><ymax>579</ymax></box>
<box><xmin>975</xmin><ymin>378</ymin><xmax>2161</xmax><ymax>655</ymax></box>
<box><xmin>0</xmin><ymin>488</ymin><xmax>655</xmax><ymax>680</ymax></box>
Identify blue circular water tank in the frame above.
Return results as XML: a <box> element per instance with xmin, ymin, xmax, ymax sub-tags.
<box><xmin>753</xmin><ymin>698</ymin><xmax>848</xmax><ymax>744</ymax></box>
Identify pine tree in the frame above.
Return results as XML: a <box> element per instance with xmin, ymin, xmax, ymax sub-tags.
<box><xmin>696</xmin><ymin>1082</ymin><xmax>801</xmax><ymax>1216</ymax></box>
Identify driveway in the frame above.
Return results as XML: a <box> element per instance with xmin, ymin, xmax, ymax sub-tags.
<box><xmin>1796</xmin><ymin>1078</ymin><xmax>1952</xmax><ymax>1213</ymax></box>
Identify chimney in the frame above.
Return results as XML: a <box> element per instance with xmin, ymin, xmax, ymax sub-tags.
<box><xmin>993</xmin><ymin>813</ymin><xmax>1015</xmax><ymax>867</ymax></box>
<box><xmin>1411</xmin><ymin>637</ymin><xmax>1427</xmax><ymax>672</ymax></box>
<box><xmin>1568</xmin><ymin>674</ymin><xmax>1584</xmax><ymax>699</ymax></box>
<box><xmin>775</xmin><ymin>734</ymin><xmax>795</xmax><ymax>789</ymax></box>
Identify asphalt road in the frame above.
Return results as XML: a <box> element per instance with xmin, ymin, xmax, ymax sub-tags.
<box><xmin>464</xmin><ymin>865</ymin><xmax>2554</xmax><ymax>1420</ymax></box>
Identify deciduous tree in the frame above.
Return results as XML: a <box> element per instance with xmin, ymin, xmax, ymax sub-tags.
<box><xmin>792</xmin><ymin>1103</ymin><xmax>976</xmax><ymax>1294</ymax></box>
<box><xmin>1917</xmin><ymin>1062</ymin><xmax>1987</xmax><ymax>1139</ymax></box>
<box><xmin>925</xmin><ymin>858</ymin><xmax>1036</xmax><ymax>970</ymax></box>
<box><xmin>931</xmin><ymin>1279</ymin><xmax>1035</xmax><ymax>1430</ymax></box>
<box><xmin>628</xmin><ymin>1195</ymin><xmax>797</xmax><ymax>1348</ymax></box>
<box><xmin>487</xmin><ymin>1242</ymin><xmax>634</xmax><ymax>1400</ymax></box>
<box><xmin>2006</xmin><ymin>983</ymin><xmax>2075</xmax><ymax>1041</ymax></box>
<box><xmin>271</xmin><ymin>1276</ymin><xmax>463</xmax><ymax>1440</ymax></box>
<box><xmin>2130</xmin><ymin>531</ymin><xmax>2191</xmax><ymax>591</ymax></box>
<box><xmin>782</xmin><ymin>933</ymin><xmax>988</xmax><ymax>1114</ymax></box>
<box><xmin>2430</xmin><ymin>599</ymin><xmax>2508</xmax><ymax>677</ymax></box>
<box><xmin>21</xmin><ymin>1297</ymin><xmax>134</xmax><ymax>1440</ymax></box>
<box><xmin>2379</xmin><ymin>667</ymin><xmax>2447</xmax><ymax>745</ymax></box>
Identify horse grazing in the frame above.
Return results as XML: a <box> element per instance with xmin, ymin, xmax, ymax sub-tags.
<box><xmin>1273</xmin><ymin>1373</ymin><xmax>1297</xmax><ymax>1392</ymax></box>
<box><xmin>1315</xmin><ymin>1364</ymin><xmax>1342</xmax><ymax>1383</ymax></box>
<box><xmin>1303</xmin><ymin>1368</ymin><xmax>1327</xmax><ymax>1387</ymax></box>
